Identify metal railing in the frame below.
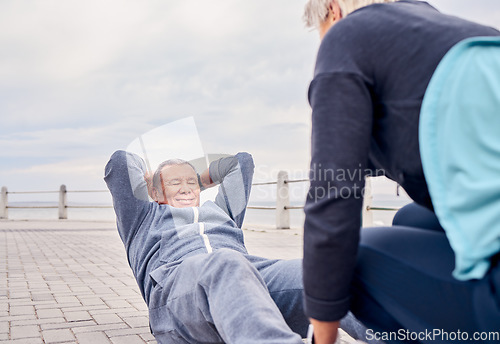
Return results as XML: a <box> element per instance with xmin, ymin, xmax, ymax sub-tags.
<box><xmin>248</xmin><ymin>173</ymin><xmax>401</xmax><ymax>229</ymax></box>
<box><xmin>0</xmin><ymin>186</ymin><xmax>112</xmax><ymax>220</ymax></box>
<box><xmin>1</xmin><ymin>174</ymin><xmax>400</xmax><ymax>228</ymax></box>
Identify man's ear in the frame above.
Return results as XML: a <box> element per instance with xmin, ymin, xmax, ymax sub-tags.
<box><xmin>329</xmin><ymin>0</ymin><xmax>342</xmax><ymax>21</ymax></box>
<box><xmin>152</xmin><ymin>187</ymin><xmax>163</xmax><ymax>203</ymax></box>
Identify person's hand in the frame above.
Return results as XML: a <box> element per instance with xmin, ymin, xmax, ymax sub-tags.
<box><xmin>144</xmin><ymin>171</ymin><xmax>155</xmax><ymax>199</ymax></box>
<box><xmin>310</xmin><ymin>319</ymin><xmax>340</xmax><ymax>344</ymax></box>
<box><xmin>199</xmin><ymin>169</ymin><xmax>215</xmax><ymax>190</ymax></box>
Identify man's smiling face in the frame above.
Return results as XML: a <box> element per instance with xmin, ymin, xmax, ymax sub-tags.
<box><xmin>158</xmin><ymin>163</ymin><xmax>200</xmax><ymax>208</ymax></box>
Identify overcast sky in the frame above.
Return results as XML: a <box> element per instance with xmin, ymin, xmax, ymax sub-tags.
<box><xmin>1</xmin><ymin>0</ymin><xmax>499</xmax><ymax>203</ymax></box>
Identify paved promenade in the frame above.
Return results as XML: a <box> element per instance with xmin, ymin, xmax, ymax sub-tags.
<box><xmin>0</xmin><ymin>220</ymin><xmax>355</xmax><ymax>344</ymax></box>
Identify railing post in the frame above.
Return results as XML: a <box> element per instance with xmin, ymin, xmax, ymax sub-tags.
<box><xmin>1</xmin><ymin>187</ymin><xmax>8</xmax><ymax>219</ymax></box>
<box><xmin>276</xmin><ymin>171</ymin><xmax>290</xmax><ymax>229</ymax></box>
<box><xmin>59</xmin><ymin>185</ymin><xmax>67</xmax><ymax>219</ymax></box>
<box><xmin>362</xmin><ymin>177</ymin><xmax>373</xmax><ymax>227</ymax></box>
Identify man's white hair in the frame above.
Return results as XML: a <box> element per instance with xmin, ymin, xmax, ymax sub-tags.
<box><xmin>303</xmin><ymin>0</ymin><xmax>398</xmax><ymax>29</ymax></box>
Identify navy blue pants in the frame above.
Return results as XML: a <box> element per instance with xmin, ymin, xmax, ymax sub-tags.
<box><xmin>350</xmin><ymin>203</ymin><xmax>500</xmax><ymax>344</ymax></box>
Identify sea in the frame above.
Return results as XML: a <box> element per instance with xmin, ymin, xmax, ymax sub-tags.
<box><xmin>4</xmin><ymin>194</ymin><xmax>411</xmax><ymax>228</ymax></box>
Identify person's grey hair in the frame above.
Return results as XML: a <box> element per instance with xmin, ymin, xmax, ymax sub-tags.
<box><xmin>152</xmin><ymin>159</ymin><xmax>197</xmax><ymax>190</ymax></box>
<box><xmin>303</xmin><ymin>0</ymin><xmax>398</xmax><ymax>29</ymax></box>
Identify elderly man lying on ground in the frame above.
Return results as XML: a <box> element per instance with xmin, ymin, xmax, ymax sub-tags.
<box><xmin>105</xmin><ymin>150</ymin><xmax>378</xmax><ymax>343</ymax></box>
<box><xmin>105</xmin><ymin>150</ymin><xmax>312</xmax><ymax>343</ymax></box>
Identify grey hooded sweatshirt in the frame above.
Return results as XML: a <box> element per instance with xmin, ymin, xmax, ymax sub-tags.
<box><xmin>104</xmin><ymin>150</ymin><xmax>254</xmax><ymax>304</ymax></box>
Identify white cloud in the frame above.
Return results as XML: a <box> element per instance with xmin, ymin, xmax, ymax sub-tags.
<box><xmin>0</xmin><ymin>1</ymin><xmax>157</xmax><ymax>81</ymax></box>
<box><xmin>0</xmin><ymin>122</ymin><xmax>154</xmax><ymax>159</ymax></box>
<box><xmin>430</xmin><ymin>0</ymin><xmax>500</xmax><ymax>29</ymax></box>
<box><xmin>1</xmin><ymin>0</ymin><xmax>499</xmax><ymax>202</ymax></box>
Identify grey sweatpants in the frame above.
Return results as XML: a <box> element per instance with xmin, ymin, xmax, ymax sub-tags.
<box><xmin>148</xmin><ymin>249</ymin><xmax>308</xmax><ymax>344</ymax></box>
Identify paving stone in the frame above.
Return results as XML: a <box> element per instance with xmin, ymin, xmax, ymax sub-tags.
<box><xmin>10</xmin><ymin>324</ymin><xmax>40</xmax><ymax>339</ymax></box>
<box><xmin>92</xmin><ymin>307</ymin><xmax>132</xmax><ymax>316</ymax></box>
<box><xmin>110</xmin><ymin>334</ymin><xmax>147</xmax><ymax>344</ymax></box>
<box><xmin>123</xmin><ymin>316</ymin><xmax>149</xmax><ymax>328</ymax></box>
<box><xmin>42</xmin><ymin>329</ymin><xmax>76</xmax><ymax>343</ymax></box>
<box><xmin>75</xmin><ymin>331</ymin><xmax>111</xmax><ymax>344</ymax></box>
<box><xmin>9</xmin><ymin>305</ymin><xmax>35</xmax><ymax>316</ymax></box>
<box><xmin>0</xmin><ymin>338</ymin><xmax>44</xmax><ymax>344</ymax></box>
<box><xmin>41</xmin><ymin>320</ymin><xmax>95</xmax><ymax>331</ymax></box>
<box><xmin>32</xmin><ymin>293</ymin><xmax>56</xmax><ymax>302</ymax></box>
<box><xmin>37</xmin><ymin>308</ymin><xmax>63</xmax><ymax>319</ymax></box>
<box><xmin>93</xmin><ymin>313</ymin><xmax>124</xmax><ymax>325</ymax></box>
<box><xmin>105</xmin><ymin>327</ymin><xmax>151</xmax><ymax>338</ymax></box>
<box><xmin>72</xmin><ymin>323</ymin><xmax>129</xmax><ymax>334</ymax></box>
<box><xmin>7</xmin><ymin>299</ymin><xmax>36</xmax><ymax>307</ymax></box>
<box><xmin>63</xmin><ymin>310</ymin><xmax>92</xmax><ymax>322</ymax></box>
<box><xmin>9</xmin><ymin>292</ymin><xmax>31</xmax><ymax>300</ymax></box>
<box><xmin>69</xmin><ymin>286</ymin><xmax>92</xmax><ymax>293</ymax></box>
<box><xmin>60</xmin><ymin>304</ymin><xmax>107</xmax><ymax>313</ymax></box>
<box><xmin>78</xmin><ymin>297</ymin><xmax>106</xmax><ymax>306</ymax></box>
<box><xmin>0</xmin><ymin>220</ymin><xmax>311</xmax><ymax>344</ymax></box>
<box><xmin>139</xmin><ymin>333</ymin><xmax>156</xmax><ymax>342</ymax></box>
<box><xmin>11</xmin><ymin>317</ymin><xmax>65</xmax><ymax>327</ymax></box>
<box><xmin>55</xmin><ymin>296</ymin><xmax>80</xmax><ymax>304</ymax></box>
<box><xmin>37</xmin><ymin>302</ymin><xmax>84</xmax><ymax>310</ymax></box>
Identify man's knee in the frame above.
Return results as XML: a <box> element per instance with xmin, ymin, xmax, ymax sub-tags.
<box><xmin>203</xmin><ymin>249</ymin><xmax>258</xmax><ymax>280</ymax></box>
<box><xmin>207</xmin><ymin>248</ymin><xmax>248</xmax><ymax>266</ymax></box>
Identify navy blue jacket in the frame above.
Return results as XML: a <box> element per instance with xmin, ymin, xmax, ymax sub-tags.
<box><xmin>303</xmin><ymin>0</ymin><xmax>500</xmax><ymax>321</ymax></box>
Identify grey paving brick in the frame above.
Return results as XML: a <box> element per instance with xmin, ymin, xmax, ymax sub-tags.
<box><xmin>10</xmin><ymin>292</ymin><xmax>32</xmax><ymax>300</ymax></box>
<box><xmin>36</xmin><ymin>302</ymin><xmax>82</xmax><ymax>310</ymax></box>
<box><xmin>10</xmin><ymin>324</ymin><xmax>40</xmax><ymax>339</ymax></box>
<box><xmin>63</xmin><ymin>310</ymin><xmax>92</xmax><ymax>322</ymax></box>
<box><xmin>41</xmin><ymin>320</ymin><xmax>95</xmax><ymax>331</ymax></box>
<box><xmin>90</xmin><ymin>308</ymin><xmax>132</xmax><ymax>316</ymax></box>
<box><xmin>9</xmin><ymin>305</ymin><xmax>35</xmax><ymax>316</ymax></box>
<box><xmin>31</xmin><ymin>293</ymin><xmax>56</xmax><ymax>302</ymax></box>
<box><xmin>0</xmin><ymin>220</ymin><xmax>313</xmax><ymax>344</ymax></box>
<box><xmin>0</xmin><ymin>338</ymin><xmax>44</xmax><ymax>344</ymax></box>
<box><xmin>42</xmin><ymin>329</ymin><xmax>76</xmax><ymax>343</ymax></box>
<box><xmin>10</xmin><ymin>316</ymin><xmax>65</xmax><ymax>327</ymax></box>
<box><xmin>75</xmin><ymin>331</ymin><xmax>111</xmax><ymax>344</ymax></box>
<box><xmin>72</xmin><ymin>323</ymin><xmax>129</xmax><ymax>334</ymax></box>
<box><xmin>0</xmin><ymin>314</ymin><xmax>37</xmax><ymax>323</ymax></box>
<box><xmin>93</xmin><ymin>313</ymin><xmax>124</xmax><ymax>325</ymax></box>
<box><xmin>69</xmin><ymin>286</ymin><xmax>92</xmax><ymax>294</ymax></box>
<box><xmin>60</xmin><ymin>304</ymin><xmax>108</xmax><ymax>313</ymax></box>
<box><xmin>37</xmin><ymin>308</ymin><xmax>63</xmax><ymax>319</ymax></box>
<box><xmin>102</xmin><ymin>299</ymin><xmax>133</xmax><ymax>309</ymax></box>
<box><xmin>7</xmin><ymin>299</ymin><xmax>36</xmax><ymax>307</ymax></box>
<box><xmin>122</xmin><ymin>316</ymin><xmax>149</xmax><ymax>328</ymax></box>
<box><xmin>115</xmin><ymin>311</ymin><xmax>146</xmax><ymax>319</ymax></box>
<box><xmin>110</xmin><ymin>334</ymin><xmax>146</xmax><ymax>344</ymax></box>
<box><xmin>139</xmin><ymin>333</ymin><xmax>156</xmax><ymax>342</ymax></box>
<box><xmin>129</xmin><ymin>302</ymin><xmax>148</xmax><ymax>312</ymax></box>
<box><xmin>55</xmin><ymin>296</ymin><xmax>80</xmax><ymax>304</ymax></box>
<box><xmin>9</xmin><ymin>282</ymin><xmax>28</xmax><ymax>288</ymax></box>
<box><xmin>105</xmin><ymin>327</ymin><xmax>151</xmax><ymax>338</ymax></box>
<box><xmin>78</xmin><ymin>297</ymin><xmax>106</xmax><ymax>306</ymax></box>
